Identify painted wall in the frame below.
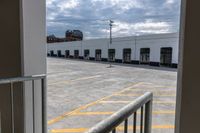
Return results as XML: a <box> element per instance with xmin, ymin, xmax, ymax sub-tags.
<box><xmin>47</xmin><ymin>33</ymin><xmax>179</xmax><ymax>65</ymax></box>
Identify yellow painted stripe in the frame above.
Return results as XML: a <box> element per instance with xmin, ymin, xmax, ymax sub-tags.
<box><xmin>133</xmin><ymin>82</ymin><xmax>175</xmax><ymax>88</ymax></box>
<box><xmin>154</xmin><ymin>101</ymin><xmax>176</xmax><ymax>104</ymax></box>
<box><xmin>153</xmin><ymin>111</ymin><xmax>175</xmax><ymax>114</ymax></box>
<box><xmin>48</xmin><ymin>75</ymin><xmax>101</xmax><ymax>86</ymax></box>
<box><xmin>51</xmin><ymin>128</ymin><xmax>87</xmax><ymax>133</ymax></box>
<box><xmin>48</xmin><ymin>82</ymin><xmax>141</xmax><ymax>125</ymax></box>
<box><xmin>51</xmin><ymin>125</ymin><xmax>174</xmax><ymax>132</ymax></box>
<box><xmin>71</xmin><ymin>111</ymin><xmax>175</xmax><ymax>116</ymax></box>
<box><xmin>99</xmin><ymin>100</ymin><xmax>176</xmax><ymax>104</ymax></box>
<box><xmin>115</xmin><ymin>94</ymin><xmax>176</xmax><ymax>97</ymax></box>
<box><xmin>71</xmin><ymin>112</ymin><xmax>114</xmax><ymax>115</ymax></box>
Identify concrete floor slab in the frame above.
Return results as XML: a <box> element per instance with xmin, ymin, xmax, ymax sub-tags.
<box><xmin>47</xmin><ymin>58</ymin><xmax>177</xmax><ymax>133</ymax></box>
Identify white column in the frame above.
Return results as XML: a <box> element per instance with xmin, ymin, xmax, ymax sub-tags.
<box><xmin>21</xmin><ymin>0</ymin><xmax>46</xmax><ymax>133</ymax></box>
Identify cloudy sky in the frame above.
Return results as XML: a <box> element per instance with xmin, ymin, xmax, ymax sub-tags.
<box><xmin>47</xmin><ymin>0</ymin><xmax>181</xmax><ymax>39</ymax></box>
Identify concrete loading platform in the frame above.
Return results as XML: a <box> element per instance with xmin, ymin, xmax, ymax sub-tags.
<box><xmin>47</xmin><ymin>58</ymin><xmax>177</xmax><ymax>133</ymax></box>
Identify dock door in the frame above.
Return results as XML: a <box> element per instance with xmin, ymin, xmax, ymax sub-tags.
<box><xmin>57</xmin><ymin>50</ymin><xmax>62</xmax><ymax>57</ymax></box>
<box><xmin>95</xmin><ymin>49</ymin><xmax>102</xmax><ymax>61</ymax></box>
<box><xmin>140</xmin><ymin>48</ymin><xmax>150</xmax><ymax>64</ymax></box>
<box><xmin>84</xmin><ymin>50</ymin><xmax>90</xmax><ymax>60</ymax></box>
<box><xmin>123</xmin><ymin>49</ymin><xmax>131</xmax><ymax>63</ymax></box>
<box><xmin>65</xmin><ymin>50</ymin><xmax>70</xmax><ymax>58</ymax></box>
<box><xmin>50</xmin><ymin>50</ymin><xmax>54</xmax><ymax>56</ymax></box>
<box><xmin>74</xmin><ymin>50</ymin><xmax>79</xmax><ymax>59</ymax></box>
<box><xmin>160</xmin><ymin>47</ymin><xmax>173</xmax><ymax>67</ymax></box>
<box><xmin>108</xmin><ymin>49</ymin><xmax>115</xmax><ymax>62</ymax></box>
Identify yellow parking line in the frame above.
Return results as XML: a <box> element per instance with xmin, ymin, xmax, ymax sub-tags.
<box><xmin>48</xmin><ymin>75</ymin><xmax>101</xmax><ymax>86</ymax></box>
<box><xmin>99</xmin><ymin>101</ymin><xmax>131</xmax><ymax>104</ymax></box>
<box><xmin>115</xmin><ymin>94</ymin><xmax>176</xmax><ymax>97</ymax></box>
<box><xmin>51</xmin><ymin>128</ymin><xmax>87</xmax><ymax>133</ymax></box>
<box><xmin>99</xmin><ymin>100</ymin><xmax>176</xmax><ymax>104</ymax></box>
<box><xmin>48</xmin><ymin>82</ymin><xmax>141</xmax><ymax>125</ymax></box>
<box><xmin>71</xmin><ymin>111</ymin><xmax>175</xmax><ymax>116</ymax></box>
<box><xmin>154</xmin><ymin>101</ymin><xmax>176</xmax><ymax>104</ymax></box>
<box><xmin>71</xmin><ymin>112</ymin><xmax>113</xmax><ymax>115</ymax></box>
<box><xmin>51</xmin><ymin>125</ymin><xmax>174</xmax><ymax>132</ymax></box>
<box><xmin>153</xmin><ymin>111</ymin><xmax>175</xmax><ymax>114</ymax></box>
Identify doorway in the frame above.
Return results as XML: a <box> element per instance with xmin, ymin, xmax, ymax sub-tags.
<box><xmin>140</xmin><ymin>48</ymin><xmax>150</xmax><ymax>64</ymax></box>
<box><xmin>57</xmin><ymin>50</ymin><xmax>62</xmax><ymax>57</ymax></box>
<box><xmin>160</xmin><ymin>47</ymin><xmax>173</xmax><ymax>67</ymax></box>
<box><xmin>95</xmin><ymin>49</ymin><xmax>102</xmax><ymax>61</ymax></box>
<box><xmin>108</xmin><ymin>49</ymin><xmax>115</xmax><ymax>62</ymax></box>
<box><xmin>74</xmin><ymin>50</ymin><xmax>79</xmax><ymax>59</ymax></box>
<box><xmin>65</xmin><ymin>50</ymin><xmax>70</xmax><ymax>58</ymax></box>
<box><xmin>123</xmin><ymin>49</ymin><xmax>131</xmax><ymax>63</ymax></box>
<box><xmin>50</xmin><ymin>50</ymin><xmax>54</xmax><ymax>57</ymax></box>
<box><xmin>84</xmin><ymin>49</ymin><xmax>90</xmax><ymax>60</ymax></box>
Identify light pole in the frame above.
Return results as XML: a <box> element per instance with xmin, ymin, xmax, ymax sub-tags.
<box><xmin>108</xmin><ymin>20</ymin><xmax>114</xmax><ymax>68</ymax></box>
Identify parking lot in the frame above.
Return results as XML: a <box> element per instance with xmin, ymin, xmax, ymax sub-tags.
<box><xmin>47</xmin><ymin>58</ymin><xmax>177</xmax><ymax>133</ymax></box>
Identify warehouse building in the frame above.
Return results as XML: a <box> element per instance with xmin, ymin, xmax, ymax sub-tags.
<box><xmin>47</xmin><ymin>33</ymin><xmax>179</xmax><ymax>68</ymax></box>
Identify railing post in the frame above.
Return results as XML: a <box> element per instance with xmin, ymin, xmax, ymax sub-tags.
<box><xmin>10</xmin><ymin>83</ymin><xmax>15</xmax><ymax>133</ymax></box>
<box><xmin>144</xmin><ymin>100</ymin><xmax>153</xmax><ymax>133</ymax></box>
<box><xmin>0</xmin><ymin>112</ymin><xmax>1</xmax><ymax>133</ymax></box>
<box><xmin>41</xmin><ymin>78</ymin><xmax>47</xmax><ymax>133</ymax></box>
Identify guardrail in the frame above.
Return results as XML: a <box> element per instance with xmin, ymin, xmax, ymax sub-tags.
<box><xmin>85</xmin><ymin>92</ymin><xmax>153</xmax><ymax>133</ymax></box>
<box><xmin>0</xmin><ymin>74</ymin><xmax>47</xmax><ymax>133</ymax></box>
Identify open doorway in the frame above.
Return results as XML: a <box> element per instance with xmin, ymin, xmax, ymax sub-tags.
<box><xmin>108</xmin><ymin>49</ymin><xmax>115</xmax><ymax>62</ymax></box>
<box><xmin>84</xmin><ymin>49</ymin><xmax>90</xmax><ymax>60</ymax></box>
<box><xmin>0</xmin><ymin>0</ymin><xmax>185</xmax><ymax>132</ymax></box>
<box><xmin>140</xmin><ymin>48</ymin><xmax>150</xmax><ymax>64</ymax></box>
<box><xmin>95</xmin><ymin>49</ymin><xmax>102</xmax><ymax>61</ymax></box>
<box><xmin>74</xmin><ymin>50</ymin><xmax>79</xmax><ymax>59</ymax></box>
<box><xmin>160</xmin><ymin>47</ymin><xmax>173</xmax><ymax>67</ymax></box>
<box><xmin>50</xmin><ymin>50</ymin><xmax>54</xmax><ymax>57</ymax></box>
<box><xmin>46</xmin><ymin>0</ymin><xmax>181</xmax><ymax>133</ymax></box>
<box><xmin>57</xmin><ymin>50</ymin><xmax>63</xmax><ymax>57</ymax></box>
<box><xmin>65</xmin><ymin>50</ymin><xmax>70</xmax><ymax>58</ymax></box>
<box><xmin>123</xmin><ymin>48</ymin><xmax>131</xmax><ymax>63</ymax></box>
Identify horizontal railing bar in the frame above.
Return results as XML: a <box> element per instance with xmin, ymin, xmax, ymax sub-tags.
<box><xmin>85</xmin><ymin>92</ymin><xmax>153</xmax><ymax>133</ymax></box>
<box><xmin>0</xmin><ymin>74</ymin><xmax>46</xmax><ymax>84</ymax></box>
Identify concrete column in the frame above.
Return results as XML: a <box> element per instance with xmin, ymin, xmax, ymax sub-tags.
<box><xmin>175</xmin><ymin>0</ymin><xmax>200</xmax><ymax>133</ymax></box>
<box><xmin>0</xmin><ymin>0</ymin><xmax>46</xmax><ymax>133</ymax></box>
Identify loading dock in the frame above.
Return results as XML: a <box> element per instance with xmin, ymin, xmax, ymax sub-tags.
<box><xmin>84</xmin><ymin>50</ymin><xmax>90</xmax><ymax>60</ymax></box>
<box><xmin>95</xmin><ymin>49</ymin><xmax>102</xmax><ymax>61</ymax></box>
<box><xmin>140</xmin><ymin>48</ymin><xmax>150</xmax><ymax>64</ymax></box>
<box><xmin>160</xmin><ymin>47</ymin><xmax>173</xmax><ymax>67</ymax></box>
<box><xmin>65</xmin><ymin>50</ymin><xmax>70</xmax><ymax>58</ymax></box>
<box><xmin>108</xmin><ymin>49</ymin><xmax>115</xmax><ymax>62</ymax></box>
<box><xmin>74</xmin><ymin>50</ymin><xmax>79</xmax><ymax>59</ymax></box>
<box><xmin>50</xmin><ymin>50</ymin><xmax>54</xmax><ymax>56</ymax></box>
<box><xmin>57</xmin><ymin>50</ymin><xmax>62</xmax><ymax>57</ymax></box>
<box><xmin>47</xmin><ymin>33</ymin><xmax>179</xmax><ymax>68</ymax></box>
<box><xmin>123</xmin><ymin>49</ymin><xmax>131</xmax><ymax>63</ymax></box>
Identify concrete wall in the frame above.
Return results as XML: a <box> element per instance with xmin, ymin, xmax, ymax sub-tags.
<box><xmin>47</xmin><ymin>33</ymin><xmax>179</xmax><ymax>66</ymax></box>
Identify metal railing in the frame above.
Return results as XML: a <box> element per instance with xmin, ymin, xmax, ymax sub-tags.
<box><xmin>0</xmin><ymin>74</ymin><xmax>47</xmax><ymax>133</ymax></box>
<box><xmin>85</xmin><ymin>92</ymin><xmax>153</xmax><ymax>133</ymax></box>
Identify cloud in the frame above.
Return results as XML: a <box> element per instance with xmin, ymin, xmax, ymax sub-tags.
<box><xmin>46</xmin><ymin>0</ymin><xmax>181</xmax><ymax>39</ymax></box>
<box><xmin>166</xmin><ymin>0</ymin><xmax>175</xmax><ymax>4</ymax></box>
<box><xmin>91</xmin><ymin>0</ymin><xmax>144</xmax><ymax>11</ymax></box>
<box><xmin>100</xmin><ymin>20</ymin><xmax>171</xmax><ymax>37</ymax></box>
<box><xmin>58</xmin><ymin>0</ymin><xmax>79</xmax><ymax>11</ymax></box>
